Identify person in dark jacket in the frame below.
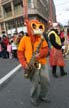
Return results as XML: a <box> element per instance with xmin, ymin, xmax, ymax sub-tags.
<box><xmin>48</xmin><ymin>23</ymin><xmax>67</xmax><ymax>78</ymax></box>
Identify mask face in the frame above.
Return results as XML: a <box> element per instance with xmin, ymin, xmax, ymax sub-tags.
<box><xmin>56</xmin><ymin>26</ymin><xmax>60</xmax><ymax>34</ymax></box>
<box><xmin>31</xmin><ymin>21</ymin><xmax>45</xmax><ymax>35</ymax></box>
<box><xmin>25</xmin><ymin>19</ymin><xmax>45</xmax><ymax>37</ymax></box>
<box><xmin>33</xmin><ymin>29</ymin><xmax>43</xmax><ymax>35</ymax></box>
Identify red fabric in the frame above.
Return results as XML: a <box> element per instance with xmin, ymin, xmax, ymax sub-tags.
<box><xmin>3</xmin><ymin>37</ymin><xmax>9</xmax><ymax>46</ymax></box>
<box><xmin>60</xmin><ymin>31</ymin><xmax>64</xmax><ymax>39</ymax></box>
<box><xmin>49</xmin><ymin>48</ymin><xmax>65</xmax><ymax>66</ymax></box>
<box><xmin>17</xmin><ymin>51</ymin><xmax>27</xmax><ymax>69</ymax></box>
<box><xmin>36</xmin><ymin>47</ymin><xmax>48</xmax><ymax>60</ymax></box>
<box><xmin>67</xmin><ymin>33</ymin><xmax>69</xmax><ymax>41</ymax></box>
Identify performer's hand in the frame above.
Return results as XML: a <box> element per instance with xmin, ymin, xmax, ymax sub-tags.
<box><xmin>62</xmin><ymin>45</ymin><xmax>65</xmax><ymax>50</ymax></box>
<box><xmin>34</xmin><ymin>53</ymin><xmax>40</xmax><ymax>60</ymax></box>
<box><xmin>23</xmin><ymin>63</ymin><xmax>28</xmax><ymax>70</ymax></box>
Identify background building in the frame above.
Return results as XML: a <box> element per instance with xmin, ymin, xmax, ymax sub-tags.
<box><xmin>0</xmin><ymin>0</ymin><xmax>56</xmax><ymax>36</ymax></box>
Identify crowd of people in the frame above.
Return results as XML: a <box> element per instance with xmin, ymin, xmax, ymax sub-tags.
<box><xmin>0</xmin><ymin>31</ymin><xmax>24</xmax><ymax>59</ymax></box>
<box><xmin>0</xmin><ymin>25</ymin><xmax>69</xmax><ymax>60</ymax></box>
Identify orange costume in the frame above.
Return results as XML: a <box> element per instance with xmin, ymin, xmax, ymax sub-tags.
<box><xmin>17</xmin><ymin>19</ymin><xmax>50</xmax><ymax>106</ymax></box>
<box><xmin>17</xmin><ymin>19</ymin><xmax>48</xmax><ymax>69</ymax></box>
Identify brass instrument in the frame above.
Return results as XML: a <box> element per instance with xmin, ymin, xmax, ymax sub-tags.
<box><xmin>24</xmin><ymin>35</ymin><xmax>44</xmax><ymax>79</ymax></box>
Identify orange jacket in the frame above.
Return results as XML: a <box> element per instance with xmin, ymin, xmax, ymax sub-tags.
<box><xmin>17</xmin><ymin>35</ymin><xmax>48</xmax><ymax>68</ymax></box>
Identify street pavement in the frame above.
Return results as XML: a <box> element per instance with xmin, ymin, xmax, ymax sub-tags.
<box><xmin>0</xmin><ymin>58</ymin><xmax>69</xmax><ymax>108</ymax></box>
<box><xmin>64</xmin><ymin>54</ymin><xmax>69</xmax><ymax>60</ymax></box>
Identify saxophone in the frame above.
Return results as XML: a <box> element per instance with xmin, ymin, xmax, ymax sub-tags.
<box><xmin>24</xmin><ymin>35</ymin><xmax>44</xmax><ymax>79</ymax></box>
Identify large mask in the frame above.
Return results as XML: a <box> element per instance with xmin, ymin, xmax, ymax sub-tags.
<box><xmin>25</xmin><ymin>19</ymin><xmax>45</xmax><ymax>36</ymax></box>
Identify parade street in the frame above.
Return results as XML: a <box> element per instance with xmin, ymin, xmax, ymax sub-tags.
<box><xmin>0</xmin><ymin>58</ymin><xmax>69</xmax><ymax>108</ymax></box>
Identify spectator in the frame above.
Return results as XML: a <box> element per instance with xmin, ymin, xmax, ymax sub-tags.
<box><xmin>0</xmin><ymin>37</ymin><xmax>2</xmax><ymax>57</ymax></box>
<box><xmin>11</xmin><ymin>40</ymin><xmax>17</xmax><ymax>58</ymax></box>
<box><xmin>7</xmin><ymin>41</ymin><xmax>12</xmax><ymax>59</ymax></box>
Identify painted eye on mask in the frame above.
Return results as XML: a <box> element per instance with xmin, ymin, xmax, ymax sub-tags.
<box><xmin>39</xmin><ymin>24</ymin><xmax>45</xmax><ymax>32</ymax></box>
<box><xmin>39</xmin><ymin>25</ymin><xmax>43</xmax><ymax>30</ymax></box>
<box><xmin>32</xmin><ymin>23</ymin><xmax>36</xmax><ymax>29</ymax></box>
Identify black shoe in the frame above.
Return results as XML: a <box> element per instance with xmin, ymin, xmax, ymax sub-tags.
<box><xmin>31</xmin><ymin>99</ymin><xmax>40</xmax><ymax>106</ymax></box>
<box><xmin>61</xmin><ymin>72</ymin><xmax>67</xmax><ymax>76</ymax></box>
<box><xmin>53</xmin><ymin>74</ymin><xmax>58</xmax><ymax>78</ymax></box>
<box><xmin>39</xmin><ymin>97</ymin><xmax>51</xmax><ymax>103</ymax></box>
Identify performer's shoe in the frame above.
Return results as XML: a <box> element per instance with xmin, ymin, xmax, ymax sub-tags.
<box><xmin>61</xmin><ymin>72</ymin><xmax>67</xmax><ymax>76</ymax></box>
<box><xmin>53</xmin><ymin>74</ymin><xmax>58</xmax><ymax>78</ymax></box>
<box><xmin>39</xmin><ymin>97</ymin><xmax>51</xmax><ymax>103</ymax></box>
<box><xmin>31</xmin><ymin>99</ymin><xmax>40</xmax><ymax>106</ymax></box>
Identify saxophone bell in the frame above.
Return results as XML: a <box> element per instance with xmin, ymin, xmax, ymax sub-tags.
<box><xmin>34</xmin><ymin>61</ymin><xmax>41</xmax><ymax>70</ymax></box>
